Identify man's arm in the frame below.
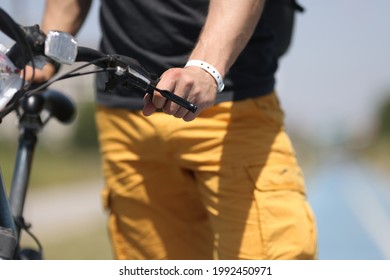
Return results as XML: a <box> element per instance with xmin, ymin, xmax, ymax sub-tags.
<box><xmin>190</xmin><ymin>0</ymin><xmax>264</xmax><ymax>78</ymax></box>
<box><xmin>144</xmin><ymin>0</ymin><xmax>265</xmax><ymax>121</ymax></box>
<box><xmin>42</xmin><ymin>0</ymin><xmax>92</xmax><ymax>35</ymax></box>
<box><xmin>27</xmin><ymin>0</ymin><xmax>92</xmax><ymax>82</ymax></box>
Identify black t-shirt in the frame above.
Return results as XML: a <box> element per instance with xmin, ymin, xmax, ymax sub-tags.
<box><xmin>96</xmin><ymin>0</ymin><xmax>298</xmax><ymax>110</ymax></box>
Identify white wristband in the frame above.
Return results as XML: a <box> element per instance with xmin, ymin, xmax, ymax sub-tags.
<box><xmin>185</xmin><ymin>60</ymin><xmax>225</xmax><ymax>93</ymax></box>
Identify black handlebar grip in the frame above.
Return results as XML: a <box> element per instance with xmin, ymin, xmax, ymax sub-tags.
<box><xmin>157</xmin><ymin>89</ymin><xmax>197</xmax><ymax>113</ymax></box>
<box><xmin>147</xmin><ymin>78</ymin><xmax>197</xmax><ymax>113</ymax></box>
<box><xmin>42</xmin><ymin>90</ymin><xmax>76</xmax><ymax>124</ymax></box>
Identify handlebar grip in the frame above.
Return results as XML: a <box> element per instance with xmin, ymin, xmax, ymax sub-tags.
<box><xmin>156</xmin><ymin>89</ymin><xmax>197</xmax><ymax>113</ymax></box>
<box><xmin>75</xmin><ymin>46</ymin><xmax>107</xmax><ymax>66</ymax></box>
<box><xmin>0</xmin><ymin>8</ymin><xmax>25</xmax><ymax>43</ymax></box>
<box><xmin>145</xmin><ymin>78</ymin><xmax>197</xmax><ymax>113</ymax></box>
<box><xmin>42</xmin><ymin>90</ymin><xmax>76</xmax><ymax>124</ymax></box>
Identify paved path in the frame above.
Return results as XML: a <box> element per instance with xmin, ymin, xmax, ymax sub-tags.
<box><xmin>22</xmin><ymin>180</ymin><xmax>106</xmax><ymax>242</ymax></box>
<box><xmin>308</xmin><ymin>156</ymin><xmax>390</xmax><ymax>260</ymax></box>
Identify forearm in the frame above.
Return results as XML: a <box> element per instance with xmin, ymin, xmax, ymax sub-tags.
<box><xmin>41</xmin><ymin>0</ymin><xmax>92</xmax><ymax>35</ymax></box>
<box><xmin>189</xmin><ymin>0</ymin><xmax>265</xmax><ymax>77</ymax></box>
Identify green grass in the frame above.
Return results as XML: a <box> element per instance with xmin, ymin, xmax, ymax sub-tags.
<box><xmin>0</xmin><ymin>142</ymin><xmax>102</xmax><ymax>191</ymax></box>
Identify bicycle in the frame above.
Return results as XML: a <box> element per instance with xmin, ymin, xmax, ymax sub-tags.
<box><xmin>0</xmin><ymin>7</ymin><xmax>197</xmax><ymax>260</ymax></box>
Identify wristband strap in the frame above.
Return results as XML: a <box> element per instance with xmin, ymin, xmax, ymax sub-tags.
<box><xmin>185</xmin><ymin>60</ymin><xmax>225</xmax><ymax>93</ymax></box>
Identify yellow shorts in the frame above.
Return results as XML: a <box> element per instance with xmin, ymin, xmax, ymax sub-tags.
<box><xmin>96</xmin><ymin>92</ymin><xmax>317</xmax><ymax>259</ymax></box>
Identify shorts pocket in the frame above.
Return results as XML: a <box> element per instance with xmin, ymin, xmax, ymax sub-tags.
<box><xmin>246</xmin><ymin>162</ymin><xmax>317</xmax><ymax>259</ymax></box>
<box><xmin>256</xmin><ymin>190</ymin><xmax>318</xmax><ymax>259</ymax></box>
<box><xmin>246</xmin><ymin>162</ymin><xmax>306</xmax><ymax>194</ymax></box>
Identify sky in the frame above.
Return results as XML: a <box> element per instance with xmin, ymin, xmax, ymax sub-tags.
<box><xmin>277</xmin><ymin>0</ymin><xmax>390</xmax><ymax>140</ymax></box>
<box><xmin>1</xmin><ymin>0</ymin><xmax>390</xmax><ymax>141</ymax></box>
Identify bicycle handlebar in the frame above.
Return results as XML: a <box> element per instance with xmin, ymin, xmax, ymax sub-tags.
<box><xmin>0</xmin><ymin>7</ymin><xmax>197</xmax><ymax>118</ymax></box>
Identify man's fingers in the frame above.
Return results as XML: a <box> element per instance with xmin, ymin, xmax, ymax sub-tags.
<box><xmin>151</xmin><ymin>88</ymin><xmax>171</xmax><ymax>110</ymax></box>
<box><xmin>21</xmin><ymin>64</ymin><xmax>57</xmax><ymax>83</ymax></box>
<box><xmin>142</xmin><ymin>93</ymin><xmax>157</xmax><ymax>116</ymax></box>
<box><xmin>173</xmin><ymin>106</ymin><xmax>190</xmax><ymax>119</ymax></box>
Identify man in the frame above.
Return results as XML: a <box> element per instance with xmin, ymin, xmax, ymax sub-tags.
<box><xmin>39</xmin><ymin>0</ymin><xmax>317</xmax><ymax>259</ymax></box>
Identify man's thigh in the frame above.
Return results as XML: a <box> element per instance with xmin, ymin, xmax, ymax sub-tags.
<box><xmin>96</xmin><ymin>106</ymin><xmax>214</xmax><ymax>259</ymax></box>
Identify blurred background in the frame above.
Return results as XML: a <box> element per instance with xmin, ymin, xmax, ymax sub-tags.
<box><xmin>1</xmin><ymin>0</ymin><xmax>390</xmax><ymax>259</ymax></box>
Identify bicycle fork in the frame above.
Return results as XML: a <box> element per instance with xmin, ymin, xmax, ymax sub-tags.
<box><xmin>7</xmin><ymin>95</ymin><xmax>45</xmax><ymax>259</ymax></box>
<box><xmin>0</xmin><ymin>171</ymin><xmax>17</xmax><ymax>259</ymax></box>
<box><xmin>0</xmin><ymin>111</ymin><xmax>40</xmax><ymax>260</ymax></box>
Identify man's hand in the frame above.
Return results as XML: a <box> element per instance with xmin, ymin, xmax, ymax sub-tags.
<box><xmin>22</xmin><ymin>63</ymin><xmax>58</xmax><ymax>84</ymax></box>
<box><xmin>142</xmin><ymin>66</ymin><xmax>218</xmax><ymax>122</ymax></box>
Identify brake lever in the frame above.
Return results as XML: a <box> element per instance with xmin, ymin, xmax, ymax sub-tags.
<box><xmin>105</xmin><ymin>55</ymin><xmax>198</xmax><ymax>113</ymax></box>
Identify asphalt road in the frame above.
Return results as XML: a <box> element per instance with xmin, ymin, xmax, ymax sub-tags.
<box><xmin>22</xmin><ymin>180</ymin><xmax>106</xmax><ymax>242</ymax></box>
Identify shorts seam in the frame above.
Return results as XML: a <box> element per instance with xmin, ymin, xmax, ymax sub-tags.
<box><xmin>253</xmin><ymin>190</ymin><xmax>269</xmax><ymax>259</ymax></box>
